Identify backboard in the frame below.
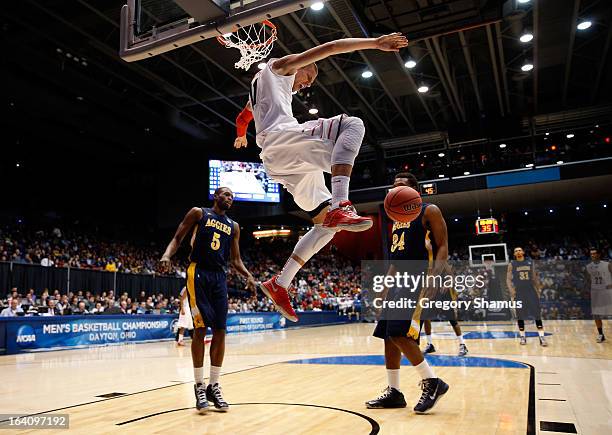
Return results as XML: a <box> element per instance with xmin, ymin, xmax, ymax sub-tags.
<box><xmin>120</xmin><ymin>0</ymin><xmax>325</xmax><ymax>62</ymax></box>
<box><xmin>468</xmin><ymin>243</ymin><xmax>509</xmax><ymax>267</ymax></box>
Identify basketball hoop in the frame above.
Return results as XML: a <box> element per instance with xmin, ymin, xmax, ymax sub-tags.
<box><xmin>216</xmin><ymin>20</ymin><xmax>277</xmax><ymax>71</ymax></box>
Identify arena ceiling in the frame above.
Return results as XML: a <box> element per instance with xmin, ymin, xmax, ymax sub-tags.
<box><xmin>2</xmin><ymin>0</ymin><xmax>612</xmax><ymax>160</ymax></box>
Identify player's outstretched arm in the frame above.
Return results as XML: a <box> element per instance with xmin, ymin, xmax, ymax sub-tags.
<box><xmin>234</xmin><ymin>100</ymin><xmax>253</xmax><ymax>149</ymax></box>
<box><xmin>273</xmin><ymin>33</ymin><xmax>408</xmax><ymax>75</ymax></box>
<box><xmin>160</xmin><ymin>207</ymin><xmax>202</xmax><ymax>268</ymax></box>
<box><xmin>230</xmin><ymin>223</ymin><xmax>257</xmax><ymax>294</ymax></box>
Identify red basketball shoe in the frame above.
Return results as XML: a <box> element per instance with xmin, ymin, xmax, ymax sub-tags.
<box><xmin>323</xmin><ymin>201</ymin><xmax>373</xmax><ymax>232</ymax></box>
<box><xmin>260</xmin><ymin>276</ymin><xmax>298</xmax><ymax>322</ymax></box>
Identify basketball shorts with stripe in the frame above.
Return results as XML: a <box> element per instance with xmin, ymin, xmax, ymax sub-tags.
<box><xmin>186</xmin><ymin>263</ymin><xmax>228</xmax><ymax>330</ymax></box>
<box><xmin>514</xmin><ymin>287</ymin><xmax>542</xmax><ymax>320</ymax></box>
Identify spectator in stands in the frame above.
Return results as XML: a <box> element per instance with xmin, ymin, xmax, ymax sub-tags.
<box><xmin>91</xmin><ymin>302</ymin><xmax>104</xmax><ymax>314</ymax></box>
<box><xmin>127</xmin><ymin>302</ymin><xmax>139</xmax><ymax>314</ymax></box>
<box><xmin>40</xmin><ymin>255</ymin><xmax>54</xmax><ymax>267</ymax></box>
<box><xmin>45</xmin><ymin>299</ymin><xmax>61</xmax><ymax>316</ymax></box>
<box><xmin>1</xmin><ymin>299</ymin><xmax>23</xmax><ymax>317</ymax></box>
<box><xmin>105</xmin><ymin>260</ymin><xmax>117</xmax><ymax>272</ymax></box>
<box><xmin>74</xmin><ymin>301</ymin><xmax>89</xmax><ymax>315</ymax></box>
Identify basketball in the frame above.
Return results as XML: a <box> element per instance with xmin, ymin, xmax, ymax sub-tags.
<box><xmin>384</xmin><ymin>186</ymin><xmax>423</xmax><ymax>223</ymax></box>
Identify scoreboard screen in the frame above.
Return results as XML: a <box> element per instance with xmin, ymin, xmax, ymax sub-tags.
<box><xmin>209</xmin><ymin>160</ymin><xmax>280</xmax><ymax>203</ymax></box>
<box><xmin>420</xmin><ymin>182</ymin><xmax>437</xmax><ymax>196</ymax></box>
<box><xmin>475</xmin><ymin>218</ymin><xmax>499</xmax><ymax>235</ymax></box>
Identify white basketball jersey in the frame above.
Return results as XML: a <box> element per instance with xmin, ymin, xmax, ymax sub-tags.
<box><xmin>587</xmin><ymin>261</ymin><xmax>612</xmax><ymax>291</ymax></box>
<box><xmin>250</xmin><ymin>59</ymin><xmax>299</xmax><ymax>145</ymax></box>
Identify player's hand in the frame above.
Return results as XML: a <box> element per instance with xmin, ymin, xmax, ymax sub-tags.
<box><xmin>234</xmin><ymin>136</ymin><xmax>248</xmax><ymax>149</ymax></box>
<box><xmin>246</xmin><ymin>276</ymin><xmax>257</xmax><ymax>295</ymax></box>
<box><xmin>375</xmin><ymin>33</ymin><xmax>408</xmax><ymax>52</ymax></box>
<box><xmin>180</xmin><ymin>308</ymin><xmax>185</xmax><ymax>316</ymax></box>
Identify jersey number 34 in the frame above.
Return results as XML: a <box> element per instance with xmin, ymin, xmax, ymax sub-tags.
<box><xmin>391</xmin><ymin>233</ymin><xmax>405</xmax><ymax>253</ymax></box>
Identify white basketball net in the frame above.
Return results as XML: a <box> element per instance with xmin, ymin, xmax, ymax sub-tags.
<box><xmin>217</xmin><ymin>21</ymin><xmax>277</xmax><ymax>71</ymax></box>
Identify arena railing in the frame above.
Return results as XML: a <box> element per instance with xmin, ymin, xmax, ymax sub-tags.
<box><xmin>0</xmin><ymin>262</ymin><xmax>184</xmax><ymax>300</ymax></box>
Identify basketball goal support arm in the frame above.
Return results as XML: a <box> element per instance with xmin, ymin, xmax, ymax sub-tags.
<box><xmin>120</xmin><ymin>0</ymin><xmax>326</xmax><ymax>62</ymax></box>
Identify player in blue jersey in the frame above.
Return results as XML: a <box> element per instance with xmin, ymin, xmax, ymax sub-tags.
<box><xmin>161</xmin><ymin>186</ymin><xmax>256</xmax><ymax>413</ymax></box>
<box><xmin>366</xmin><ymin>172</ymin><xmax>449</xmax><ymax>414</ymax></box>
<box><xmin>506</xmin><ymin>247</ymin><xmax>547</xmax><ymax>346</ymax></box>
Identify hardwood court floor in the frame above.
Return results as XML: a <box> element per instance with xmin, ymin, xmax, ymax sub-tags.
<box><xmin>1</xmin><ymin>320</ymin><xmax>610</xmax><ymax>434</ymax></box>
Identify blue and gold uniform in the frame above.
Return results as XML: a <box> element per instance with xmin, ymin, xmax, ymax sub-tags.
<box><xmin>510</xmin><ymin>258</ymin><xmax>541</xmax><ymax>319</ymax></box>
<box><xmin>374</xmin><ymin>203</ymin><xmax>437</xmax><ymax>341</ymax></box>
<box><xmin>389</xmin><ymin>203</ymin><xmax>436</xmax><ymax>263</ymax></box>
<box><xmin>186</xmin><ymin>208</ymin><xmax>234</xmax><ymax>330</ymax></box>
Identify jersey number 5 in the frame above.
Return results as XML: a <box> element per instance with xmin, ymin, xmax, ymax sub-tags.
<box><xmin>390</xmin><ymin>233</ymin><xmax>405</xmax><ymax>253</ymax></box>
<box><xmin>210</xmin><ymin>232</ymin><xmax>221</xmax><ymax>251</ymax></box>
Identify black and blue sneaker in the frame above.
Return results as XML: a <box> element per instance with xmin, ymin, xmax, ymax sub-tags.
<box><xmin>206</xmin><ymin>383</ymin><xmax>229</xmax><ymax>412</ymax></box>
<box><xmin>413</xmin><ymin>378</ymin><xmax>449</xmax><ymax>413</ymax></box>
<box><xmin>423</xmin><ymin>343</ymin><xmax>436</xmax><ymax>354</ymax></box>
<box><xmin>365</xmin><ymin>387</ymin><xmax>407</xmax><ymax>409</ymax></box>
<box><xmin>194</xmin><ymin>383</ymin><xmax>209</xmax><ymax>414</ymax></box>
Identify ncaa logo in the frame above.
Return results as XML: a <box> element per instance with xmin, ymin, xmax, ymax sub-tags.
<box><xmin>279</xmin><ymin>317</ymin><xmax>286</xmax><ymax>328</ymax></box>
<box><xmin>170</xmin><ymin>319</ymin><xmax>179</xmax><ymax>334</ymax></box>
<box><xmin>16</xmin><ymin>325</ymin><xmax>36</xmax><ymax>347</ymax></box>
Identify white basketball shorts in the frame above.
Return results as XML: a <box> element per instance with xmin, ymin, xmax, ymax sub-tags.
<box><xmin>258</xmin><ymin>114</ymin><xmax>345</xmax><ymax>212</ymax></box>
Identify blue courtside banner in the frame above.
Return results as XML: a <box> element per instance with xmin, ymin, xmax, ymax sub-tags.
<box><xmin>5</xmin><ymin>315</ymin><xmax>176</xmax><ymax>354</ymax></box>
<box><xmin>2</xmin><ymin>312</ymin><xmax>287</xmax><ymax>354</ymax></box>
<box><xmin>225</xmin><ymin>312</ymin><xmax>284</xmax><ymax>333</ymax></box>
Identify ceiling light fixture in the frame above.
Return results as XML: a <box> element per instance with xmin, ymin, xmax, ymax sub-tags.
<box><xmin>311</xmin><ymin>2</ymin><xmax>324</xmax><ymax>11</ymax></box>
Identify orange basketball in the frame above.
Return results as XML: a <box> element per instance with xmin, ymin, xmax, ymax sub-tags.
<box><xmin>384</xmin><ymin>186</ymin><xmax>423</xmax><ymax>223</ymax></box>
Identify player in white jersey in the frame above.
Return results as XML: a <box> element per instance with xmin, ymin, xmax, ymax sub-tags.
<box><xmin>585</xmin><ymin>248</ymin><xmax>612</xmax><ymax>343</ymax></box>
<box><xmin>176</xmin><ymin>286</ymin><xmax>193</xmax><ymax>346</ymax></box>
<box><xmin>233</xmin><ymin>33</ymin><xmax>408</xmax><ymax>322</ymax></box>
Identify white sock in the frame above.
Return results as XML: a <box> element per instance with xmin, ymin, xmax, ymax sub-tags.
<box><xmin>519</xmin><ymin>330</ymin><xmax>526</xmax><ymax>337</ymax></box>
<box><xmin>457</xmin><ymin>334</ymin><xmax>465</xmax><ymax>345</ymax></box>
<box><xmin>538</xmin><ymin>330</ymin><xmax>545</xmax><ymax>337</ymax></box>
<box><xmin>277</xmin><ymin>258</ymin><xmax>302</xmax><ymax>288</ymax></box>
<box><xmin>194</xmin><ymin>366</ymin><xmax>204</xmax><ymax>385</ymax></box>
<box><xmin>423</xmin><ymin>334</ymin><xmax>432</xmax><ymax>345</ymax></box>
<box><xmin>209</xmin><ymin>365</ymin><xmax>221</xmax><ymax>386</ymax></box>
<box><xmin>414</xmin><ymin>360</ymin><xmax>436</xmax><ymax>380</ymax></box>
<box><xmin>277</xmin><ymin>225</ymin><xmax>336</xmax><ymax>288</ymax></box>
<box><xmin>331</xmin><ymin>175</ymin><xmax>350</xmax><ymax>209</ymax></box>
<box><xmin>387</xmin><ymin>369</ymin><xmax>400</xmax><ymax>390</ymax></box>
<box><xmin>178</xmin><ymin>333</ymin><xmax>184</xmax><ymax>342</ymax></box>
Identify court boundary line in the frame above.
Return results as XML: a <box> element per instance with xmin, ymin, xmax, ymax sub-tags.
<box><xmin>526</xmin><ymin>363</ymin><xmax>536</xmax><ymax>435</ymax></box>
<box><xmin>115</xmin><ymin>403</ymin><xmax>380</xmax><ymax>434</ymax></box>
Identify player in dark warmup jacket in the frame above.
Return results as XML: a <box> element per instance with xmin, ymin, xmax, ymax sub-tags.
<box><xmin>506</xmin><ymin>247</ymin><xmax>547</xmax><ymax>346</ymax></box>
<box><xmin>366</xmin><ymin>172</ymin><xmax>449</xmax><ymax>414</ymax></box>
<box><xmin>161</xmin><ymin>187</ymin><xmax>256</xmax><ymax>413</ymax></box>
